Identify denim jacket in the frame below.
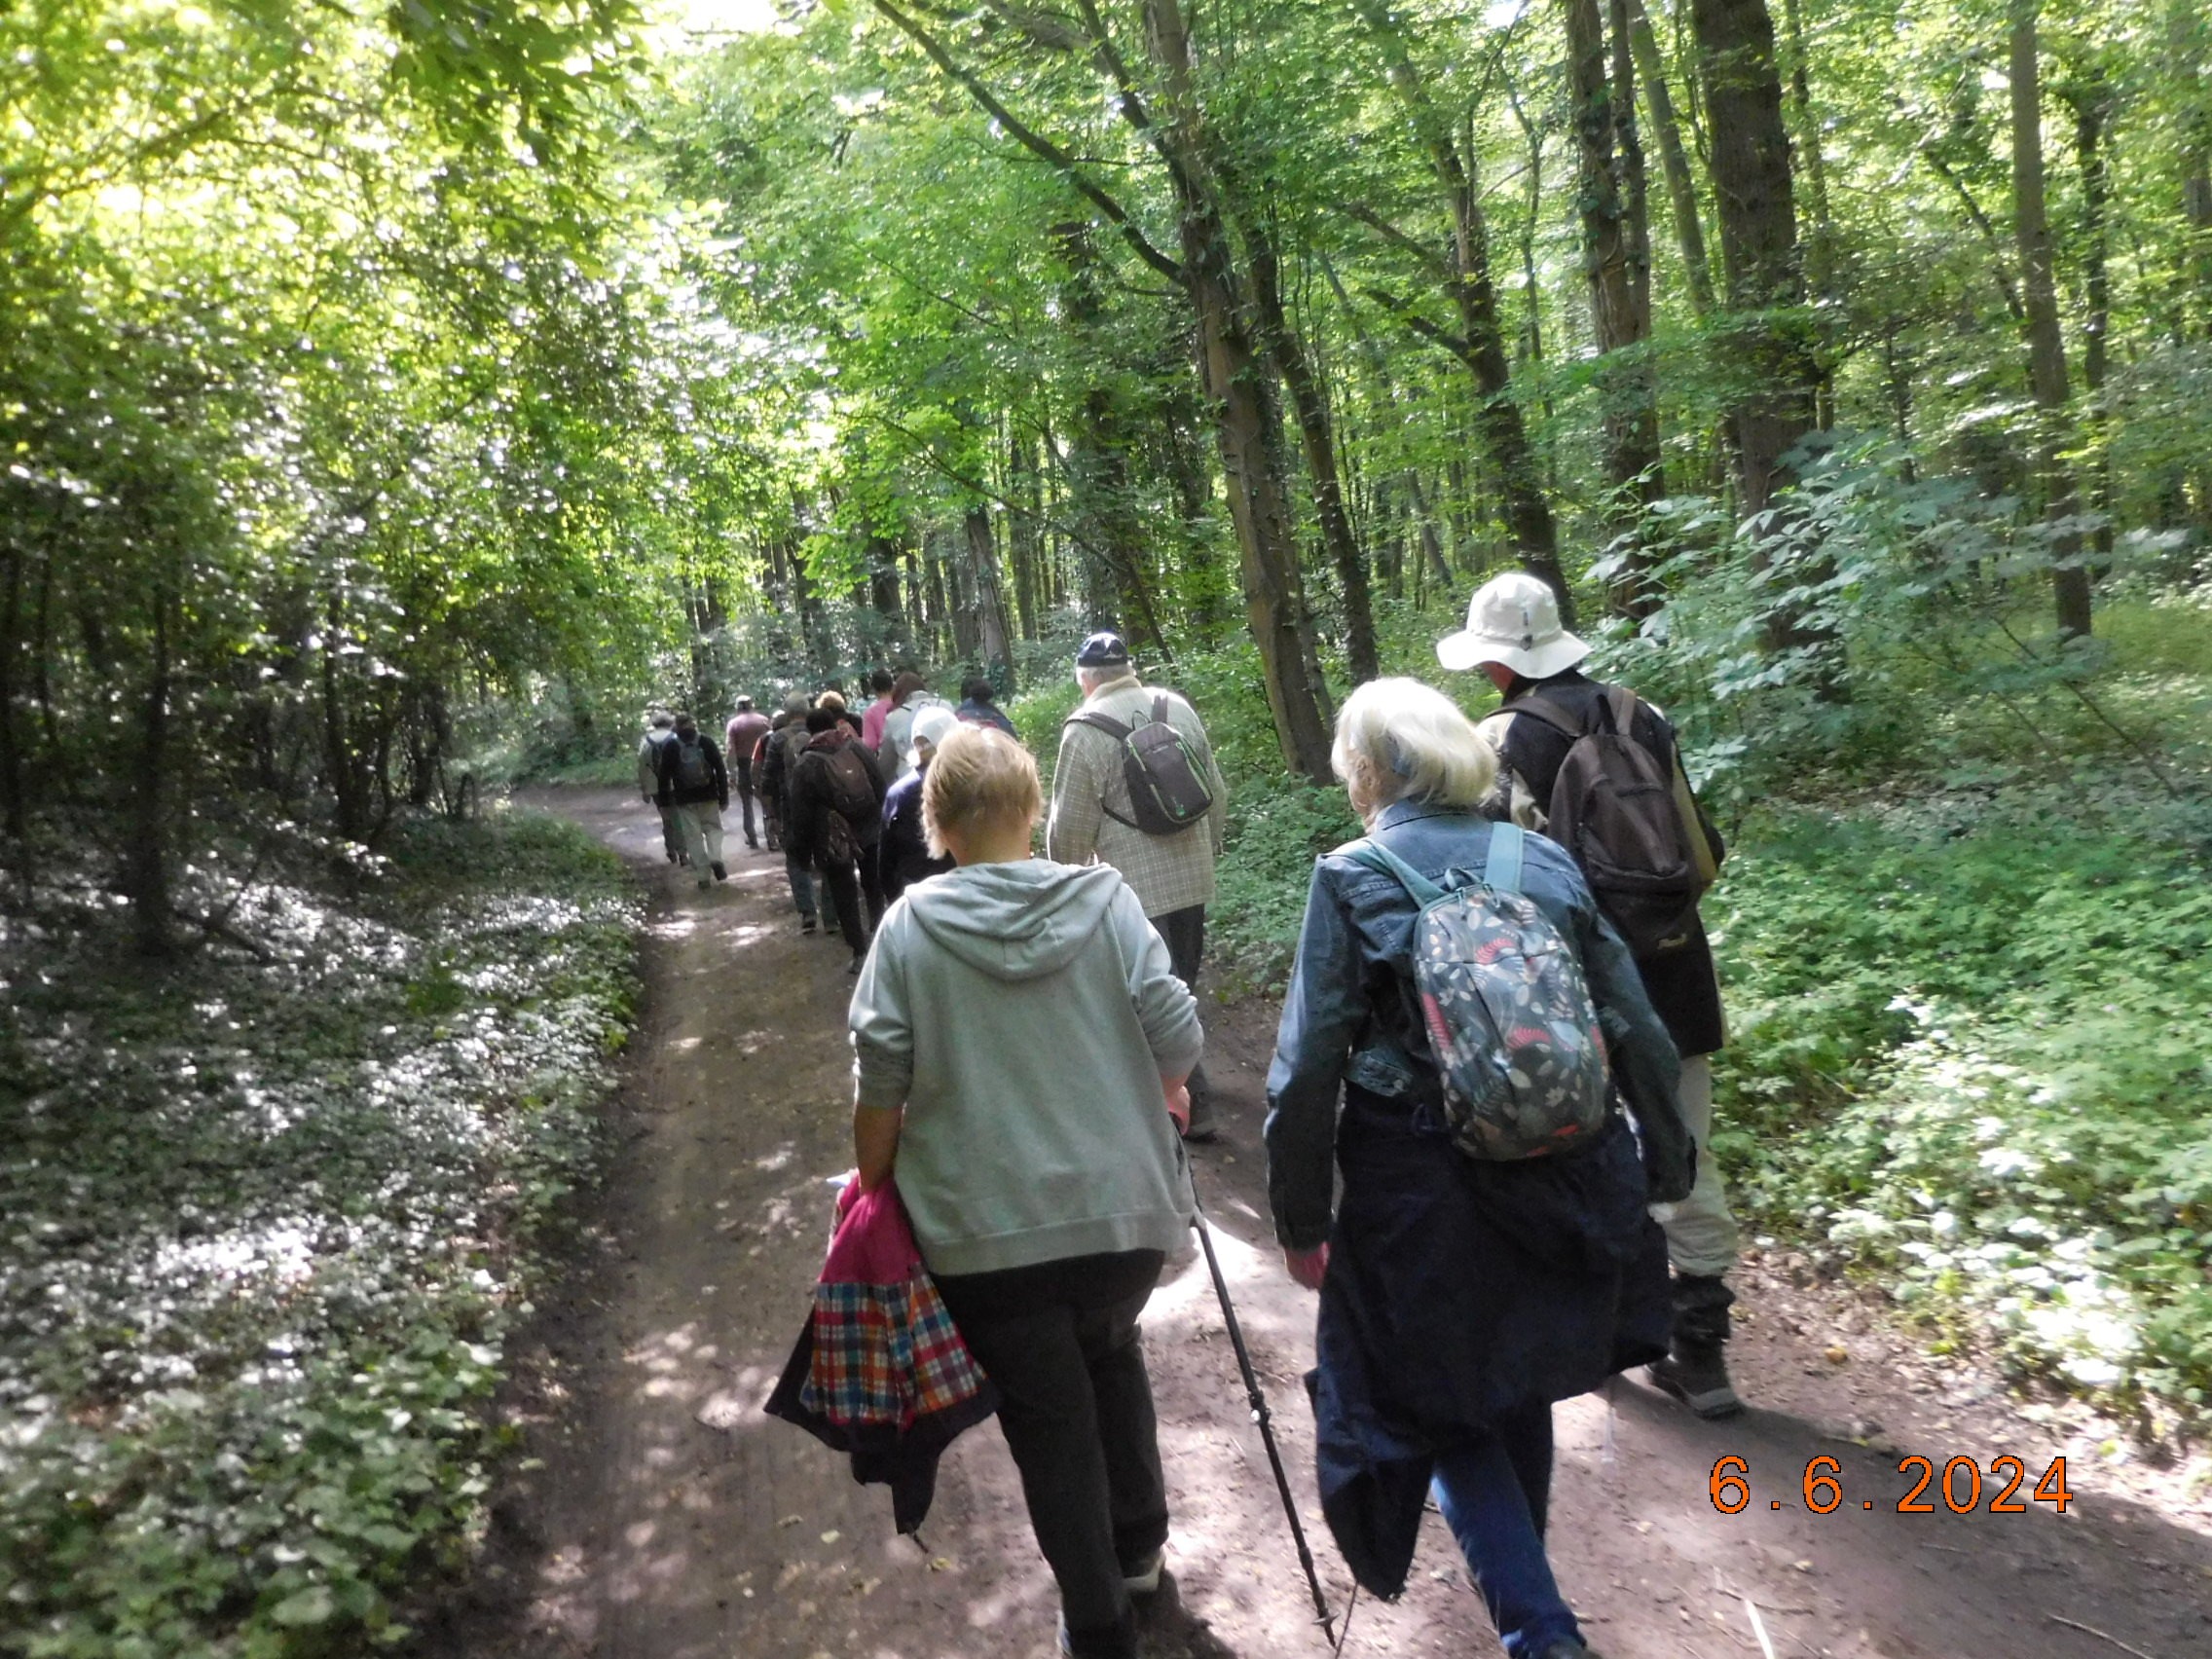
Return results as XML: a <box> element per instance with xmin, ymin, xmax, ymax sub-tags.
<box><xmin>1263</xmin><ymin>798</ymin><xmax>1692</xmax><ymax>1250</ymax></box>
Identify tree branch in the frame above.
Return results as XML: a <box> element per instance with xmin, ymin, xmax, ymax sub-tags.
<box><xmin>1364</xmin><ymin>285</ymin><xmax>1478</xmax><ymax>366</ymax></box>
<box><xmin>870</xmin><ymin>0</ymin><xmax>1186</xmax><ymax>284</ymax></box>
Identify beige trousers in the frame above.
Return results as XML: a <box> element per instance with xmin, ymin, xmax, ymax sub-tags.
<box><xmin>1648</xmin><ymin>1053</ymin><xmax>1740</xmax><ymax>1279</ymax></box>
<box><xmin>675</xmin><ymin>800</ymin><xmax>724</xmax><ymax>872</ymax></box>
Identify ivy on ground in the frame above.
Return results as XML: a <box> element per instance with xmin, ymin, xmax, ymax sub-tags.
<box><xmin>0</xmin><ymin>810</ymin><xmax>641</xmax><ymax>1658</ymax></box>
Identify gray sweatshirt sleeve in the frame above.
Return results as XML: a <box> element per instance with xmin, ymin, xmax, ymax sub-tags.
<box><xmin>1116</xmin><ymin>885</ymin><xmax>1204</xmax><ymax>1079</ymax></box>
<box><xmin>848</xmin><ymin>916</ymin><xmax>915</xmax><ymax>1110</ymax></box>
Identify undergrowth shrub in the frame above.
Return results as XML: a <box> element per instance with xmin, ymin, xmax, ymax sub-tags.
<box><xmin>0</xmin><ymin>809</ymin><xmax>640</xmax><ymax>1657</ymax></box>
<box><xmin>1712</xmin><ymin>800</ymin><xmax>2212</xmax><ymax>1416</ymax></box>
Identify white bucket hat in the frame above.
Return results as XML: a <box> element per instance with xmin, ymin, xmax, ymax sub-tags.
<box><xmin>1436</xmin><ymin>571</ymin><xmax>1589</xmax><ymax>679</ymax></box>
<box><xmin>905</xmin><ymin>705</ymin><xmax>959</xmax><ymax>769</ymax></box>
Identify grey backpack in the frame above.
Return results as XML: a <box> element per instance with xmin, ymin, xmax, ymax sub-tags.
<box><xmin>1066</xmin><ymin>694</ymin><xmax>1215</xmax><ymax>836</ymax></box>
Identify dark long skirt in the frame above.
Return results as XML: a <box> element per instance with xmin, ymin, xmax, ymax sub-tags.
<box><xmin>1311</xmin><ymin>1087</ymin><xmax>1671</xmax><ymax>1597</ymax></box>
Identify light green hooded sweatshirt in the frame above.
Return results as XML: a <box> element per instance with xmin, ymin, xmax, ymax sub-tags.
<box><xmin>848</xmin><ymin>859</ymin><xmax>1203</xmax><ymax>1277</ymax></box>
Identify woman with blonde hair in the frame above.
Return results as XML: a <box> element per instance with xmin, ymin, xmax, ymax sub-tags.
<box><xmin>1265</xmin><ymin>677</ymin><xmax>1693</xmax><ymax>1659</ymax></box>
<box><xmin>848</xmin><ymin>724</ymin><xmax>1200</xmax><ymax>1659</ymax></box>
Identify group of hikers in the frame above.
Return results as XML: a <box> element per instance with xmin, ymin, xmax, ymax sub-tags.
<box><xmin>647</xmin><ymin>571</ymin><xmax>1742</xmax><ymax>1659</ymax></box>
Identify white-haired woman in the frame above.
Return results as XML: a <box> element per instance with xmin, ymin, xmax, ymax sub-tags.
<box><xmin>1264</xmin><ymin>678</ymin><xmax>1694</xmax><ymax>1659</ymax></box>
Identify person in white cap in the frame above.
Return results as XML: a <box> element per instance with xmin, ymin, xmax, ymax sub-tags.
<box><xmin>877</xmin><ymin>703</ymin><xmax>960</xmax><ymax>902</ymax></box>
<box><xmin>1439</xmin><ymin>570</ymin><xmax>1745</xmax><ymax>1419</ymax></box>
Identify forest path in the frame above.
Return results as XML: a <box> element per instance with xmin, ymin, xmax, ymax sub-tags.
<box><xmin>417</xmin><ymin>789</ymin><xmax>2212</xmax><ymax>1659</ymax></box>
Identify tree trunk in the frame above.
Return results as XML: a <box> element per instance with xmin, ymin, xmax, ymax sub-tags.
<box><xmin>867</xmin><ymin>534</ymin><xmax>906</xmax><ymax>656</ymax></box>
<box><xmin>1008</xmin><ymin>432</ymin><xmax>1041</xmax><ymax>643</ymax></box>
<box><xmin>2175</xmin><ymin>1</ymin><xmax>2212</xmax><ymax>336</ymax></box>
<box><xmin>1689</xmin><ymin>0</ymin><xmax>1815</xmax><ymax>522</ymax></box>
<box><xmin>2009</xmin><ymin>0</ymin><xmax>2093</xmax><ymax>639</ymax></box>
<box><xmin>963</xmin><ymin>505</ymin><xmax>1015</xmax><ymax>682</ymax></box>
<box><xmin>1628</xmin><ymin>0</ymin><xmax>1716</xmax><ymax>317</ymax></box>
<box><xmin>1404</xmin><ymin>470</ymin><xmax>1456</xmax><ymax>595</ymax></box>
<box><xmin>1142</xmin><ymin>0</ymin><xmax>1334</xmax><ymax>781</ymax></box>
<box><xmin>1358</xmin><ymin>0</ymin><xmax>1572</xmax><ymax>623</ymax></box>
<box><xmin>1232</xmin><ymin>200</ymin><xmax>1380</xmax><ymax>682</ymax></box>
<box><xmin>1778</xmin><ymin>0</ymin><xmax>1834</xmax><ymax>425</ymax></box>
<box><xmin>1565</xmin><ymin>0</ymin><xmax>1666</xmax><ymax>613</ymax></box>
<box><xmin>0</xmin><ymin>545</ymin><xmax>23</xmax><ymax>854</ymax></box>
<box><xmin>128</xmin><ymin>585</ymin><xmax>175</xmax><ymax>958</ymax></box>
<box><xmin>1053</xmin><ymin>219</ymin><xmax>1158</xmax><ymax>643</ymax></box>
<box><xmin>2066</xmin><ymin>65</ymin><xmax>2113</xmax><ymax>563</ymax></box>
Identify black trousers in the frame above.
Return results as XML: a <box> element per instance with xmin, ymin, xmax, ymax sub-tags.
<box><xmin>935</xmin><ymin>1250</ymin><xmax>1168</xmax><ymax>1655</ymax></box>
<box><xmin>1155</xmin><ymin>904</ymin><xmax>1213</xmax><ymax>1121</ymax></box>
<box><xmin>819</xmin><ymin>846</ymin><xmax>886</xmax><ymax>954</ymax></box>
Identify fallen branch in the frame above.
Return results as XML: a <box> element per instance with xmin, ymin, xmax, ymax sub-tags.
<box><xmin>2046</xmin><ymin>1616</ymin><xmax>2159</xmax><ymax>1659</ymax></box>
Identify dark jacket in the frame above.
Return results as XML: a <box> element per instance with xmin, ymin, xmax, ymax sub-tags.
<box><xmin>1481</xmin><ymin>668</ymin><xmax>1727</xmax><ymax>1056</ymax></box>
<box><xmin>878</xmin><ymin>765</ymin><xmax>954</xmax><ymax>902</ymax></box>
<box><xmin>954</xmin><ymin>697</ymin><xmax>1018</xmax><ymax>739</ymax></box>
<box><xmin>1263</xmin><ymin>799</ymin><xmax>1686</xmax><ymax>1600</ymax></box>
<box><xmin>655</xmin><ymin>729</ymin><xmax>727</xmax><ymax>809</ymax></box>
<box><xmin>787</xmin><ymin>726</ymin><xmax>888</xmax><ymax>863</ymax></box>
<box><xmin>760</xmin><ymin>724</ymin><xmax>801</xmax><ymax>822</ymax></box>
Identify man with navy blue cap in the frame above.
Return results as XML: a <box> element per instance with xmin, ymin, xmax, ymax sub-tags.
<box><xmin>1049</xmin><ymin>631</ymin><xmax>1230</xmax><ymax>1141</ymax></box>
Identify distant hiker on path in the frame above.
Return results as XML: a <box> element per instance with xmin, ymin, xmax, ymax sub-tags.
<box><xmin>725</xmin><ymin>696</ymin><xmax>770</xmax><ymax>852</ymax></box>
<box><xmin>788</xmin><ymin>706</ymin><xmax>890</xmax><ymax>973</ymax></box>
<box><xmin>1441</xmin><ymin>570</ymin><xmax>1743</xmax><ymax>1419</ymax></box>
<box><xmin>757</xmin><ymin>708</ymin><xmax>791</xmax><ymax>854</ymax></box>
<box><xmin>861</xmin><ymin>669</ymin><xmax>898</xmax><ymax>754</ymax></box>
<box><xmin>637</xmin><ymin>711</ymin><xmax>683</xmax><ymax>866</ymax></box>
<box><xmin>878</xmin><ymin>706</ymin><xmax>958</xmax><ymax>903</ymax></box>
<box><xmin>1048</xmin><ymin>631</ymin><xmax>1230</xmax><ymax>1141</ymax></box>
<box><xmin>881</xmin><ymin>672</ymin><xmax>953</xmax><ymax>784</ymax></box>
<box><xmin>655</xmin><ymin>712</ymin><xmax>729</xmax><ymax>890</ymax></box>
<box><xmin>819</xmin><ymin>686</ymin><xmax>866</xmax><ymax>740</ymax></box>
<box><xmin>847</xmin><ymin>724</ymin><xmax>1201</xmax><ymax>1659</ymax></box>
<box><xmin>1263</xmin><ymin>677</ymin><xmax>1693</xmax><ymax>1659</ymax></box>
<box><xmin>955</xmin><ymin>674</ymin><xmax>1018</xmax><ymax>738</ymax></box>
<box><xmin>764</xmin><ymin>693</ymin><xmax>834</xmax><ymax>935</ymax></box>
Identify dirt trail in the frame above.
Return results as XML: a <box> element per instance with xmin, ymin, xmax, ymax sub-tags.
<box><xmin>419</xmin><ymin>789</ymin><xmax>2212</xmax><ymax>1659</ymax></box>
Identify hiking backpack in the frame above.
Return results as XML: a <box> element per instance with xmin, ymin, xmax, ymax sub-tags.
<box><xmin>1506</xmin><ymin>686</ymin><xmax>1714</xmax><ymax>961</ymax></box>
<box><xmin>1066</xmin><ymin>693</ymin><xmax>1215</xmax><ymax>837</ymax></box>
<box><xmin>1346</xmin><ymin>823</ymin><xmax>1611</xmax><ymax>1161</ymax></box>
<box><xmin>673</xmin><ymin>734</ymin><xmax>714</xmax><ymax>793</ymax></box>
<box><xmin>821</xmin><ymin>744</ymin><xmax>878</xmax><ymax>824</ymax></box>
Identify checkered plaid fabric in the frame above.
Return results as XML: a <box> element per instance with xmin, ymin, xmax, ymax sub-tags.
<box><xmin>799</xmin><ymin>1269</ymin><xmax>990</xmax><ymax>1430</ymax></box>
<box><xmin>1046</xmin><ymin>674</ymin><xmax>1229</xmax><ymax>919</ymax></box>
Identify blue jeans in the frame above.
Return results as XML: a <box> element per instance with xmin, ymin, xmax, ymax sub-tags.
<box><xmin>1430</xmin><ymin>1401</ymin><xmax>1578</xmax><ymax>1658</ymax></box>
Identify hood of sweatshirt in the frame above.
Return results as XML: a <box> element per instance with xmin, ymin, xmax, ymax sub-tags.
<box><xmin>903</xmin><ymin>860</ymin><xmax>1124</xmax><ymax>981</ymax></box>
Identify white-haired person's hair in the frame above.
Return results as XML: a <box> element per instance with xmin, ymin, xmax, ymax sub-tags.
<box><xmin>1331</xmin><ymin>677</ymin><xmax>1498</xmax><ymax>821</ymax></box>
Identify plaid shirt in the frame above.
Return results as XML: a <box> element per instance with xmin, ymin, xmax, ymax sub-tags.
<box><xmin>1047</xmin><ymin>672</ymin><xmax>1228</xmax><ymax>919</ymax></box>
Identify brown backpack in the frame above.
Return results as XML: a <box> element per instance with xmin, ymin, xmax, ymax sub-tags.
<box><xmin>1508</xmin><ymin>686</ymin><xmax>1716</xmax><ymax>961</ymax></box>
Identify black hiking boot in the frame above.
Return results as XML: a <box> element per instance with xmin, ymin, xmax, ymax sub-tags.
<box><xmin>800</xmin><ymin>916</ymin><xmax>818</xmax><ymax>935</ymax></box>
<box><xmin>1535</xmin><ymin>1640</ymin><xmax>1604</xmax><ymax>1659</ymax></box>
<box><xmin>1647</xmin><ymin>1340</ymin><xmax>1744</xmax><ymax>1419</ymax></box>
<box><xmin>711</xmin><ymin>861</ymin><xmax>727</xmax><ymax>881</ymax></box>
<box><xmin>846</xmin><ymin>951</ymin><xmax>865</xmax><ymax>976</ymax></box>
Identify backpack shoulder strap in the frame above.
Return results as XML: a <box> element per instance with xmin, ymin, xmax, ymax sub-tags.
<box><xmin>1066</xmin><ymin>709</ymin><xmax>1132</xmax><ymax>741</ymax></box>
<box><xmin>1502</xmin><ymin>693</ymin><xmax>1585</xmax><ymax>739</ymax></box>
<box><xmin>1604</xmin><ymin>683</ymin><xmax>1641</xmax><ymax>736</ymax></box>
<box><xmin>1485</xmin><ymin>821</ymin><xmax>1526</xmax><ymax>896</ymax></box>
<box><xmin>1343</xmin><ymin>838</ymin><xmax>1448</xmax><ymax>907</ymax></box>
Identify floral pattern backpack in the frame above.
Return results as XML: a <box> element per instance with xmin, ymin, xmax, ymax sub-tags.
<box><xmin>1346</xmin><ymin>822</ymin><xmax>1611</xmax><ymax>1161</ymax></box>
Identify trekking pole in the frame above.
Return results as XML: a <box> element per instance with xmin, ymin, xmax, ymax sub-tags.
<box><xmin>1189</xmin><ymin>1197</ymin><xmax>1339</xmax><ymax>1648</ymax></box>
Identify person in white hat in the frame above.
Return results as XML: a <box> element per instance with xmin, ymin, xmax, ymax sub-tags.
<box><xmin>877</xmin><ymin>704</ymin><xmax>961</xmax><ymax>903</ymax></box>
<box><xmin>1441</xmin><ymin>571</ymin><xmax>1746</xmax><ymax>1420</ymax></box>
